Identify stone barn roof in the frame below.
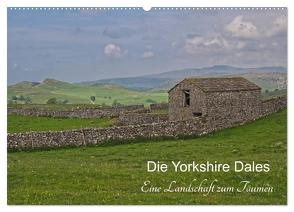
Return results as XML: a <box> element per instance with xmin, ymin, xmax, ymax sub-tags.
<box><xmin>168</xmin><ymin>77</ymin><xmax>261</xmax><ymax>93</ymax></box>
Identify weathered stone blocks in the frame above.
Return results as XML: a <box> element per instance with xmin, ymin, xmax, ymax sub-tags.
<box><xmin>7</xmin><ymin>105</ymin><xmax>144</xmax><ymax>119</ymax></box>
<box><xmin>118</xmin><ymin>112</ymin><xmax>169</xmax><ymax>125</ymax></box>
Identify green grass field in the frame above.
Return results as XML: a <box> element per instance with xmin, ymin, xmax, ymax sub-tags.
<box><xmin>8</xmin><ymin>115</ymin><xmax>116</xmax><ymax>133</ymax></box>
<box><xmin>7</xmin><ymin>109</ymin><xmax>287</xmax><ymax>205</ymax></box>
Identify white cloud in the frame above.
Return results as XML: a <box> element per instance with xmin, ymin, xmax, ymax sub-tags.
<box><xmin>103</xmin><ymin>43</ymin><xmax>126</xmax><ymax>58</ymax></box>
<box><xmin>225</xmin><ymin>16</ymin><xmax>260</xmax><ymax>38</ymax></box>
<box><xmin>141</xmin><ymin>51</ymin><xmax>154</xmax><ymax>59</ymax></box>
<box><xmin>184</xmin><ymin>35</ymin><xmax>240</xmax><ymax>55</ymax></box>
<box><xmin>226</xmin><ymin>15</ymin><xmax>287</xmax><ymax>39</ymax></box>
<box><xmin>267</xmin><ymin>15</ymin><xmax>287</xmax><ymax>36</ymax></box>
<box><xmin>184</xmin><ymin>34</ymin><xmax>248</xmax><ymax>56</ymax></box>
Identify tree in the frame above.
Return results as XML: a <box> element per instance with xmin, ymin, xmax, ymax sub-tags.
<box><xmin>112</xmin><ymin>99</ymin><xmax>123</xmax><ymax>107</ymax></box>
<box><xmin>90</xmin><ymin>96</ymin><xmax>96</xmax><ymax>102</ymax></box>
<box><xmin>47</xmin><ymin>97</ymin><xmax>57</xmax><ymax>104</ymax></box>
<box><xmin>24</xmin><ymin>96</ymin><xmax>32</xmax><ymax>104</ymax></box>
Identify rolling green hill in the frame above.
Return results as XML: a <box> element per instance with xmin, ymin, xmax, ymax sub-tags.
<box><xmin>8</xmin><ymin>109</ymin><xmax>287</xmax><ymax>204</ymax></box>
<box><xmin>8</xmin><ymin>73</ymin><xmax>287</xmax><ymax>105</ymax></box>
<box><xmin>262</xmin><ymin>89</ymin><xmax>287</xmax><ymax>99</ymax></box>
<box><xmin>8</xmin><ymin>79</ymin><xmax>167</xmax><ymax>105</ymax></box>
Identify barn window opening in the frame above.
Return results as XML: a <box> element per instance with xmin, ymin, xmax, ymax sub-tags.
<box><xmin>183</xmin><ymin>90</ymin><xmax>190</xmax><ymax>106</ymax></box>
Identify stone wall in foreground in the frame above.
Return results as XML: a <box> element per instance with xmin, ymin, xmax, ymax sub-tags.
<box><xmin>7</xmin><ymin>96</ymin><xmax>287</xmax><ymax>151</ymax></box>
<box><xmin>7</xmin><ymin>117</ymin><xmax>209</xmax><ymax>151</ymax></box>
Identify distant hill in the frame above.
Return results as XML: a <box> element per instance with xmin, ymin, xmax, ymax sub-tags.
<box><xmin>262</xmin><ymin>89</ymin><xmax>287</xmax><ymax>99</ymax></box>
<box><xmin>240</xmin><ymin>72</ymin><xmax>287</xmax><ymax>91</ymax></box>
<box><xmin>8</xmin><ymin>78</ymin><xmax>168</xmax><ymax>105</ymax></box>
<box><xmin>146</xmin><ymin>65</ymin><xmax>286</xmax><ymax>79</ymax></box>
<box><xmin>8</xmin><ymin>65</ymin><xmax>287</xmax><ymax>105</ymax></box>
<box><xmin>78</xmin><ymin>65</ymin><xmax>287</xmax><ymax>91</ymax></box>
<box><xmin>81</xmin><ymin>77</ymin><xmax>171</xmax><ymax>91</ymax></box>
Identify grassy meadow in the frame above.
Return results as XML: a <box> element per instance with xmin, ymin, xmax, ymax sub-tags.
<box><xmin>7</xmin><ymin>109</ymin><xmax>287</xmax><ymax>205</ymax></box>
<box><xmin>7</xmin><ymin>115</ymin><xmax>116</xmax><ymax>133</ymax></box>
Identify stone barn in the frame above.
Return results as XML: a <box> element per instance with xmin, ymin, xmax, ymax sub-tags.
<box><xmin>168</xmin><ymin>77</ymin><xmax>262</xmax><ymax>124</ymax></box>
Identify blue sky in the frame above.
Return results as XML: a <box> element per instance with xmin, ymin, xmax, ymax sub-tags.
<box><xmin>8</xmin><ymin>8</ymin><xmax>287</xmax><ymax>84</ymax></box>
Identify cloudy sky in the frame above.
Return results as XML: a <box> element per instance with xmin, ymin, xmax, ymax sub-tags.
<box><xmin>8</xmin><ymin>8</ymin><xmax>287</xmax><ymax>84</ymax></box>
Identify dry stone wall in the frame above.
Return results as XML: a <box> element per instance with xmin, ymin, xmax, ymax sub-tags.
<box><xmin>7</xmin><ymin>96</ymin><xmax>287</xmax><ymax>151</ymax></box>
<box><xmin>8</xmin><ymin>117</ymin><xmax>210</xmax><ymax>151</ymax></box>
<box><xmin>261</xmin><ymin>96</ymin><xmax>287</xmax><ymax>116</ymax></box>
<box><xmin>150</xmin><ymin>103</ymin><xmax>169</xmax><ymax>110</ymax></box>
<box><xmin>7</xmin><ymin>105</ymin><xmax>144</xmax><ymax>119</ymax></box>
<box><xmin>118</xmin><ymin>112</ymin><xmax>169</xmax><ymax>125</ymax></box>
